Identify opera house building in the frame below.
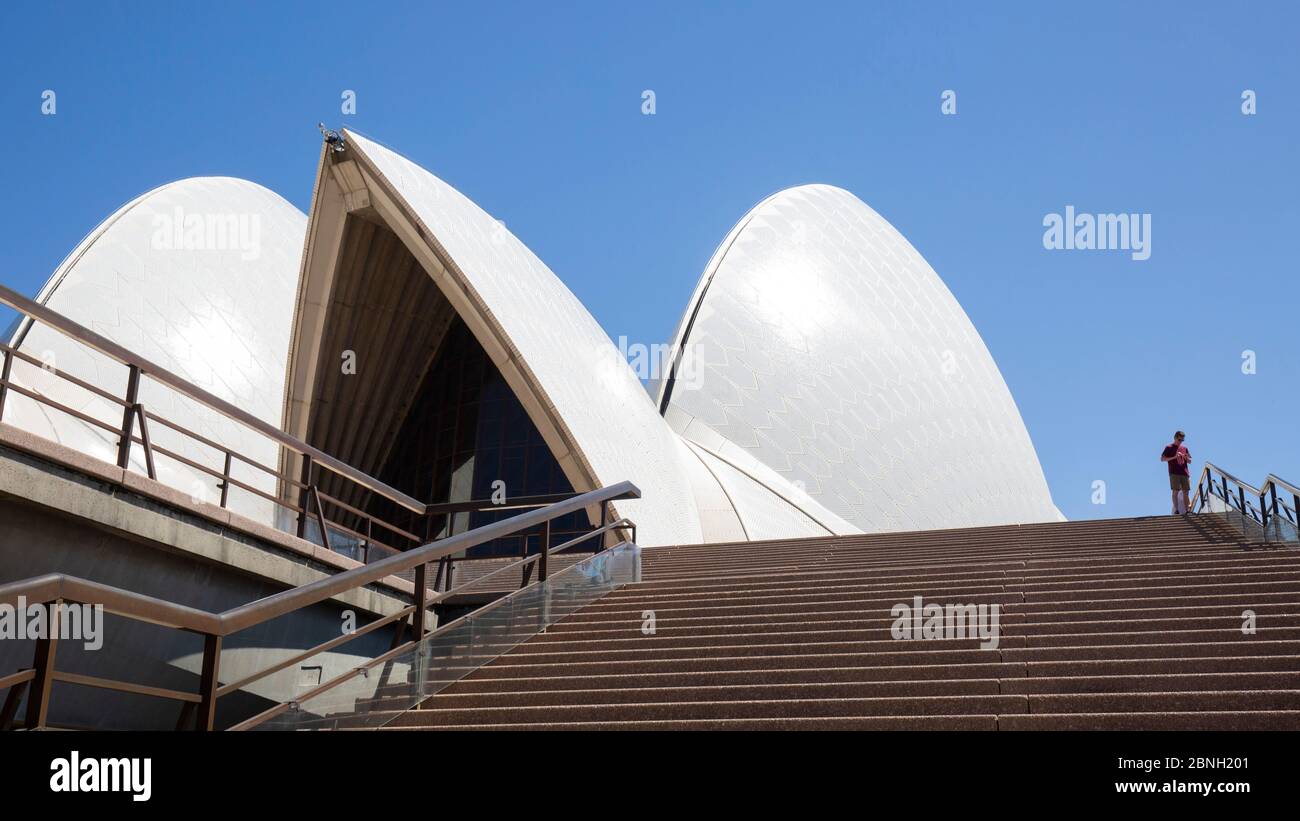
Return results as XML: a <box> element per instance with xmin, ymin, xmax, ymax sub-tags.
<box><xmin>3</xmin><ymin>129</ymin><xmax>1060</xmax><ymax>552</ymax></box>
<box><xmin>1</xmin><ymin>128</ymin><xmax>1152</xmax><ymax>732</ymax></box>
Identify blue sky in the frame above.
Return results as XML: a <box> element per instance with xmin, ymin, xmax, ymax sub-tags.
<box><xmin>1</xmin><ymin>1</ymin><xmax>1296</xmax><ymax>522</ymax></box>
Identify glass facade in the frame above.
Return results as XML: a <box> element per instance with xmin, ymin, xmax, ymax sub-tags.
<box><xmin>374</xmin><ymin>317</ymin><xmax>588</xmax><ymax>557</ymax></box>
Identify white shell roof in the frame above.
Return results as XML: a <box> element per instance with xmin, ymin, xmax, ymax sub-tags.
<box><xmin>676</xmin><ymin>422</ymin><xmax>860</xmax><ymax>539</ymax></box>
<box><xmin>4</xmin><ymin>177</ymin><xmax>307</xmax><ymax>523</ymax></box>
<box><xmin>343</xmin><ymin>131</ymin><xmax>703</xmax><ymax>547</ymax></box>
<box><xmin>3</xmin><ymin>142</ymin><xmax>1057</xmax><ymax>550</ymax></box>
<box><xmin>658</xmin><ymin>184</ymin><xmax>1058</xmax><ymax>533</ymax></box>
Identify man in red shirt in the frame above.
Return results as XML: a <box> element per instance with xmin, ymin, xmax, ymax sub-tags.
<box><xmin>1161</xmin><ymin>430</ymin><xmax>1192</xmax><ymax>514</ymax></box>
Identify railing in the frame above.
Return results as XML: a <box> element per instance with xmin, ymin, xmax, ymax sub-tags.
<box><xmin>0</xmin><ymin>480</ymin><xmax>640</xmax><ymax>731</ymax></box>
<box><xmin>1191</xmin><ymin>462</ymin><xmax>1300</xmax><ymax>545</ymax></box>
<box><xmin>0</xmin><ymin>284</ymin><xmax>609</xmax><ymax>567</ymax></box>
<box><xmin>242</xmin><ymin>542</ymin><xmax>642</xmax><ymax>730</ymax></box>
<box><xmin>0</xmin><ymin>282</ymin><xmax>429</xmax><ymax>560</ymax></box>
<box><xmin>420</xmin><ymin>492</ymin><xmax>604</xmax><ymax>592</ymax></box>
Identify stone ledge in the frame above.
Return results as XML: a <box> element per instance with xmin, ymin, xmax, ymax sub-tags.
<box><xmin>0</xmin><ymin>422</ymin><xmax>415</xmax><ymax>612</ymax></box>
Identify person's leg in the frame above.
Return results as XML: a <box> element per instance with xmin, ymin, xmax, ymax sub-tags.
<box><xmin>1172</xmin><ymin>475</ymin><xmax>1190</xmax><ymax>514</ymax></box>
<box><xmin>1171</xmin><ymin>489</ymin><xmax>1179</xmax><ymax>514</ymax></box>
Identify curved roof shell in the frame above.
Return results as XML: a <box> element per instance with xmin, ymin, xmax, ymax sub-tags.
<box><xmin>4</xmin><ymin>144</ymin><xmax>1058</xmax><ymax>550</ymax></box>
<box><xmin>658</xmin><ymin>184</ymin><xmax>1058</xmax><ymax>533</ymax></box>
<box><xmin>4</xmin><ymin>177</ymin><xmax>307</xmax><ymax>523</ymax></box>
<box><xmin>314</xmin><ymin>131</ymin><xmax>704</xmax><ymax>546</ymax></box>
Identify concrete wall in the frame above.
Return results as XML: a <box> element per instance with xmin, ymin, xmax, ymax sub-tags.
<box><xmin>0</xmin><ymin>444</ymin><xmax>413</xmax><ymax>729</ymax></box>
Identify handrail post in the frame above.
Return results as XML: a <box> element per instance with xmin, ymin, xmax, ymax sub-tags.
<box><xmin>196</xmin><ymin>634</ymin><xmax>222</xmax><ymax>731</ymax></box>
<box><xmin>0</xmin><ymin>678</ymin><xmax>28</xmax><ymax>731</ymax></box>
<box><xmin>412</xmin><ymin>562</ymin><xmax>428</xmax><ymax>640</ymax></box>
<box><xmin>1237</xmin><ymin>484</ymin><xmax>1249</xmax><ymax>541</ymax></box>
<box><xmin>310</xmin><ymin>486</ymin><xmax>333</xmax><ymax>553</ymax></box>
<box><xmin>219</xmin><ymin>452</ymin><xmax>233</xmax><ymax>508</ymax></box>
<box><xmin>116</xmin><ymin>365</ymin><xmax>141</xmax><ymax>469</ymax></box>
<box><xmin>135</xmin><ymin>404</ymin><xmax>157</xmax><ymax>480</ymax></box>
<box><xmin>600</xmin><ymin>502</ymin><xmax>608</xmax><ymax>552</ymax></box>
<box><xmin>0</xmin><ymin>346</ymin><xmax>12</xmax><ymax>421</ymax></box>
<box><xmin>25</xmin><ymin>602</ymin><xmax>60</xmax><ymax>730</ymax></box>
<box><xmin>1268</xmin><ymin>484</ymin><xmax>1279</xmax><ymax>540</ymax></box>
<box><xmin>296</xmin><ymin>455</ymin><xmax>314</xmax><ymax>539</ymax></box>
<box><xmin>539</xmin><ymin>519</ymin><xmax>551</xmax><ymax>582</ymax></box>
<box><xmin>520</xmin><ymin>532</ymin><xmax>532</xmax><ymax>587</ymax></box>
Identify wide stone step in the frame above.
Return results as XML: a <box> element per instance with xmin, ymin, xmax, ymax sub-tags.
<box><xmin>385</xmin><ymin>712</ymin><xmax>1300</xmax><ymax>731</ymax></box>
<box><xmin>387</xmin><ymin>694</ymin><xmax>1032</xmax><ymax>725</ymax></box>
<box><xmin>328</xmin><ymin>514</ymin><xmax>1299</xmax><ymax>731</ymax></box>
<box><xmin>422</xmin><ymin>671</ymin><xmax>1300</xmax><ymax>709</ymax></box>
<box><xmin>446</xmin><ymin>655</ymin><xmax>1300</xmax><ymax>693</ymax></box>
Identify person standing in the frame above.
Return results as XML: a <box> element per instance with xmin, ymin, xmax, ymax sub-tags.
<box><xmin>1161</xmin><ymin>431</ymin><xmax>1192</xmax><ymax>514</ymax></box>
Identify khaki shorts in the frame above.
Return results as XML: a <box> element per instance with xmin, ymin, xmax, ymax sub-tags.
<box><xmin>1169</xmin><ymin>474</ymin><xmax>1191</xmax><ymax>492</ymax></box>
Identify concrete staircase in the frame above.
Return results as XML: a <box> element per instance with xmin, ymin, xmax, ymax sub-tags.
<box><xmin>367</xmin><ymin>513</ymin><xmax>1300</xmax><ymax>729</ymax></box>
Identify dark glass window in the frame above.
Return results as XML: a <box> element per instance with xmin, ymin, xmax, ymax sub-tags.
<box><xmin>373</xmin><ymin>317</ymin><xmax>588</xmax><ymax>557</ymax></box>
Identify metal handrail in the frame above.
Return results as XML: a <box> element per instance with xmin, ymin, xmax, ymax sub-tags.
<box><xmin>444</xmin><ymin>517</ymin><xmax>635</xmax><ymax>595</ymax></box>
<box><xmin>0</xmin><ymin>283</ymin><xmax>615</xmax><ymax>565</ymax></box>
<box><xmin>424</xmin><ymin>491</ymin><xmax>577</xmax><ymax>515</ymax></box>
<box><xmin>0</xmin><ymin>336</ymin><xmax>416</xmax><ymax>557</ymax></box>
<box><xmin>219</xmin><ymin>482</ymin><xmax>637</xmax><ymax>631</ymax></box>
<box><xmin>0</xmin><ymin>282</ymin><xmax>423</xmax><ymax>513</ymax></box>
<box><xmin>217</xmin><ymin>514</ymin><xmax>632</xmax><ymax>707</ymax></box>
<box><xmin>0</xmin><ymin>480</ymin><xmax>639</xmax><ymax>730</ymax></box>
<box><xmin>229</xmin><ymin>524</ymin><xmax>639</xmax><ymax>731</ymax></box>
<box><xmin>0</xmin><ymin>481</ymin><xmax>637</xmax><ymax>633</ymax></box>
<box><xmin>1197</xmin><ymin>462</ymin><xmax>1260</xmax><ymax>497</ymax></box>
<box><xmin>1265</xmin><ymin>473</ymin><xmax>1300</xmax><ymax>499</ymax></box>
<box><xmin>1191</xmin><ymin>461</ymin><xmax>1300</xmax><ymax>545</ymax></box>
